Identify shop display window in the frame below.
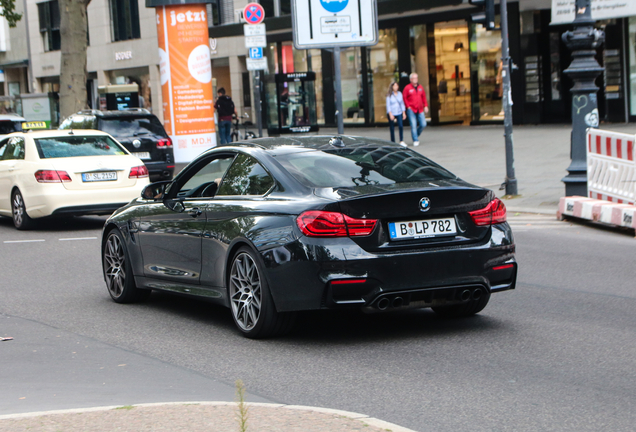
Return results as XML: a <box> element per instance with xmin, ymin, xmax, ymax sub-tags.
<box><xmin>368</xmin><ymin>28</ymin><xmax>399</xmax><ymax>123</ymax></box>
<box><xmin>471</xmin><ymin>21</ymin><xmax>503</xmax><ymax>122</ymax></box>
<box><xmin>433</xmin><ymin>21</ymin><xmax>471</xmax><ymax>124</ymax></box>
<box><xmin>340</xmin><ymin>48</ymin><xmax>364</xmax><ymax>123</ymax></box>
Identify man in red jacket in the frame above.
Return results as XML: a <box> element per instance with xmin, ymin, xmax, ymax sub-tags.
<box><xmin>403</xmin><ymin>73</ymin><xmax>429</xmax><ymax>147</ymax></box>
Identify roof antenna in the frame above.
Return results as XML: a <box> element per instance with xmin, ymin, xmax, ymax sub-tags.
<box><xmin>329</xmin><ymin>136</ymin><xmax>344</xmax><ymax>148</ymax></box>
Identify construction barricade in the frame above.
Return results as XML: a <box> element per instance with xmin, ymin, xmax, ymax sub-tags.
<box><xmin>557</xmin><ymin>128</ymin><xmax>636</xmax><ymax>234</ymax></box>
<box><xmin>586</xmin><ymin>128</ymin><xmax>635</xmax><ymax>204</ymax></box>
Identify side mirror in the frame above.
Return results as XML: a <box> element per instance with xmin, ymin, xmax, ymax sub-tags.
<box><xmin>141</xmin><ymin>180</ymin><xmax>172</xmax><ymax>201</ymax></box>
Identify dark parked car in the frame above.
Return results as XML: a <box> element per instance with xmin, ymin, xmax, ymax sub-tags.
<box><xmin>101</xmin><ymin>136</ymin><xmax>517</xmax><ymax>338</ymax></box>
<box><xmin>59</xmin><ymin>109</ymin><xmax>174</xmax><ymax>181</ymax></box>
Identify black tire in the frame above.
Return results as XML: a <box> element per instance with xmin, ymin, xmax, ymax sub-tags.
<box><xmin>12</xmin><ymin>189</ymin><xmax>35</xmax><ymax>230</ymax></box>
<box><xmin>245</xmin><ymin>131</ymin><xmax>257</xmax><ymax>140</ymax></box>
<box><xmin>103</xmin><ymin>228</ymin><xmax>151</xmax><ymax>304</ymax></box>
<box><xmin>432</xmin><ymin>289</ymin><xmax>491</xmax><ymax>318</ymax></box>
<box><xmin>230</xmin><ymin>132</ymin><xmax>238</xmax><ymax>142</ymax></box>
<box><xmin>228</xmin><ymin>246</ymin><xmax>295</xmax><ymax>338</ymax></box>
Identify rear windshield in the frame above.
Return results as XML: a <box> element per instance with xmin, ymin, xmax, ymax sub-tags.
<box><xmin>35</xmin><ymin>136</ymin><xmax>128</xmax><ymax>159</ymax></box>
<box><xmin>0</xmin><ymin>121</ymin><xmax>22</xmax><ymax>135</ymax></box>
<box><xmin>99</xmin><ymin>117</ymin><xmax>167</xmax><ymax>138</ymax></box>
<box><xmin>276</xmin><ymin>146</ymin><xmax>456</xmax><ymax>188</ymax></box>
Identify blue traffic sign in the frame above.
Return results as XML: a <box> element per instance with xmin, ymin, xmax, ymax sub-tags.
<box><xmin>320</xmin><ymin>0</ymin><xmax>349</xmax><ymax>14</ymax></box>
<box><xmin>244</xmin><ymin>3</ymin><xmax>265</xmax><ymax>24</ymax></box>
<box><xmin>249</xmin><ymin>47</ymin><xmax>263</xmax><ymax>59</ymax></box>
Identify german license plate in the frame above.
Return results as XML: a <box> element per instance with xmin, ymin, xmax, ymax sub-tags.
<box><xmin>82</xmin><ymin>172</ymin><xmax>117</xmax><ymax>182</ymax></box>
<box><xmin>133</xmin><ymin>152</ymin><xmax>151</xmax><ymax>160</ymax></box>
<box><xmin>388</xmin><ymin>217</ymin><xmax>457</xmax><ymax>240</ymax></box>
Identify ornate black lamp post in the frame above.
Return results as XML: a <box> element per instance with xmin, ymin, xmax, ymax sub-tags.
<box><xmin>561</xmin><ymin>0</ymin><xmax>604</xmax><ymax>197</ymax></box>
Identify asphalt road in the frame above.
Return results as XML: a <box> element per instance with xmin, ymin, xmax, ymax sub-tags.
<box><xmin>1</xmin><ymin>213</ymin><xmax>635</xmax><ymax>431</ymax></box>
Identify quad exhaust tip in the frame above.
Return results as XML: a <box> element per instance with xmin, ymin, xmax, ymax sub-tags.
<box><xmin>460</xmin><ymin>290</ymin><xmax>472</xmax><ymax>301</ymax></box>
<box><xmin>392</xmin><ymin>297</ymin><xmax>403</xmax><ymax>308</ymax></box>
<box><xmin>377</xmin><ymin>298</ymin><xmax>390</xmax><ymax>310</ymax></box>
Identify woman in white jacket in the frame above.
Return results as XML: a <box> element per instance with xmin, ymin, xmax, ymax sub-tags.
<box><xmin>386</xmin><ymin>82</ymin><xmax>407</xmax><ymax>147</ymax></box>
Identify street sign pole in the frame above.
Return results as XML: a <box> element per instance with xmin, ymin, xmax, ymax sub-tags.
<box><xmin>254</xmin><ymin>70</ymin><xmax>263</xmax><ymax>137</ymax></box>
<box><xmin>243</xmin><ymin>3</ymin><xmax>267</xmax><ymax>138</ymax></box>
<box><xmin>333</xmin><ymin>47</ymin><xmax>344</xmax><ymax>135</ymax></box>
<box><xmin>500</xmin><ymin>0</ymin><xmax>517</xmax><ymax>196</ymax></box>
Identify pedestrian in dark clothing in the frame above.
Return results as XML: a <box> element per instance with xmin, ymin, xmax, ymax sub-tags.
<box><xmin>403</xmin><ymin>73</ymin><xmax>429</xmax><ymax>146</ymax></box>
<box><xmin>214</xmin><ymin>88</ymin><xmax>237</xmax><ymax>144</ymax></box>
<box><xmin>386</xmin><ymin>82</ymin><xmax>407</xmax><ymax>146</ymax></box>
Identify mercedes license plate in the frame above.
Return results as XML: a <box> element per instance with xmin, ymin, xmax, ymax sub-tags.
<box><xmin>82</xmin><ymin>172</ymin><xmax>117</xmax><ymax>182</ymax></box>
<box><xmin>389</xmin><ymin>217</ymin><xmax>457</xmax><ymax>240</ymax></box>
<box><xmin>133</xmin><ymin>152</ymin><xmax>151</xmax><ymax>160</ymax></box>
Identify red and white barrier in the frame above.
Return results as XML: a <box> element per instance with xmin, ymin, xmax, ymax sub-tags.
<box><xmin>558</xmin><ymin>196</ymin><xmax>636</xmax><ymax>231</ymax></box>
<box><xmin>587</xmin><ymin>129</ymin><xmax>636</xmax><ymax>204</ymax></box>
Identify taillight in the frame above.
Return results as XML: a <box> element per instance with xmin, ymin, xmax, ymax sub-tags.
<box><xmin>468</xmin><ymin>198</ymin><xmax>507</xmax><ymax>226</ymax></box>
<box><xmin>343</xmin><ymin>214</ymin><xmax>377</xmax><ymax>236</ymax></box>
<box><xmin>35</xmin><ymin>170</ymin><xmax>72</xmax><ymax>183</ymax></box>
<box><xmin>157</xmin><ymin>138</ymin><xmax>173</xmax><ymax>148</ymax></box>
<box><xmin>297</xmin><ymin>211</ymin><xmax>377</xmax><ymax>237</ymax></box>
<box><xmin>129</xmin><ymin>165</ymin><xmax>149</xmax><ymax>178</ymax></box>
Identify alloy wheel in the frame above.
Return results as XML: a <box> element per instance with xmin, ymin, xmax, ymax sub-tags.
<box><xmin>104</xmin><ymin>233</ymin><xmax>126</xmax><ymax>298</ymax></box>
<box><xmin>12</xmin><ymin>192</ymin><xmax>24</xmax><ymax>227</ymax></box>
<box><xmin>230</xmin><ymin>252</ymin><xmax>262</xmax><ymax>331</ymax></box>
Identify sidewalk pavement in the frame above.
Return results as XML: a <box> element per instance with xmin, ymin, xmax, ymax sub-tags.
<box><xmin>196</xmin><ymin>122</ymin><xmax>636</xmax><ymax>215</ymax></box>
<box><xmin>0</xmin><ymin>402</ymin><xmax>416</xmax><ymax>432</ymax></box>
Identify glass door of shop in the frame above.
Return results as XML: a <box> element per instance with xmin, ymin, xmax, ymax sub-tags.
<box><xmin>470</xmin><ymin>22</ymin><xmax>503</xmax><ymax>122</ymax></box>
<box><xmin>433</xmin><ymin>21</ymin><xmax>471</xmax><ymax>124</ymax></box>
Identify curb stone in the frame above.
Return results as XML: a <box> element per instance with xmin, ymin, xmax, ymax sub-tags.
<box><xmin>0</xmin><ymin>401</ymin><xmax>418</xmax><ymax>432</ymax></box>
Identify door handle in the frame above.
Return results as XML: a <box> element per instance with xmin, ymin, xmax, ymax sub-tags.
<box><xmin>189</xmin><ymin>208</ymin><xmax>202</xmax><ymax>218</ymax></box>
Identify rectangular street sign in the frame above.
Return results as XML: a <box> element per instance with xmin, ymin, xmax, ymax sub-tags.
<box><xmin>249</xmin><ymin>47</ymin><xmax>263</xmax><ymax>59</ymax></box>
<box><xmin>246</xmin><ymin>58</ymin><xmax>268</xmax><ymax>71</ymax></box>
<box><xmin>245</xmin><ymin>35</ymin><xmax>267</xmax><ymax>48</ymax></box>
<box><xmin>244</xmin><ymin>23</ymin><xmax>266</xmax><ymax>36</ymax></box>
<box><xmin>291</xmin><ymin>0</ymin><xmax>378</xmax><ymax>49</ymax></box>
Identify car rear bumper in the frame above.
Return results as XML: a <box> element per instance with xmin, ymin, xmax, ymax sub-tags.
<box><xmin>144</xmin><ymin>161</ymin><xmax>174</xmax><ymax>179</ymax></box>
<box><xmin>24</xmin><ymin>182</ymin><xmax>147</xmax><ymax>219</ymax></box>
<box><xmin>262</xmin><ymin>223</ymin><xmax>516</xmax><ymax>312</ymax></box>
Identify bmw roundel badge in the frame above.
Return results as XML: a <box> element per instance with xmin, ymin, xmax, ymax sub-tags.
<box><xmin>419</xmin><ymin>197</ymin><xmax>431</xmax><ymax>212</ymax></box>
<box><xmin>133</xmin><ymin>139</ymin><xmax>141</xmax><ymax>149</ymax></box>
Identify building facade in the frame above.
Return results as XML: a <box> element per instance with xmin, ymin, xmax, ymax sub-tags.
<box><xmin>209</xmin><ymin>0</ymin><xmax>636</xmax><ymax>131</ymax></box>
<box><xmin>0</xmin><ymin>0</ymin><xmax>634</xmax><ymax>129</ymax></box>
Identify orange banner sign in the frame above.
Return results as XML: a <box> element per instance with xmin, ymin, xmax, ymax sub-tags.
<box><xmin>157</xmin><ymin>4</ymin><xmax>216</xmax><ymax>162</ymax></box>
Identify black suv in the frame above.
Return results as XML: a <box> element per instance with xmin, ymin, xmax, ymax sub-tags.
<box><xmin>59</xmin><ymin>109</ymin><xmax>174</xmax><ymax>181</ymax></box>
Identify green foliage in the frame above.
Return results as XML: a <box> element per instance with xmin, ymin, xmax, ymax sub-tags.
<box><xmin>0</xmin><ymin>0</ymin><xmax>22</xmax><ymax>28</ymax></box>
<box><xmin>235</xmin><ymin>379</ymin><xmax>249</xmax><ymax>432</ymax></box>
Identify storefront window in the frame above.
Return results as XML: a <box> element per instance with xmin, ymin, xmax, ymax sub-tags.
<box><xmin>629</xmin><ymin>17</ymin><xmax>636</xmax><ymax>117</ymax></box>
<box><xmin>433</xmin><ymin>21</ymin><xmax>471</xmax><ymax>123</ymax></box>
<box><xmin>368</xmin><ymin>28</ymin><xmax>398</xmax><ymax>123</ymax></box>
<box><xmin>471</xmin><ymin>23</ymin><xmax>503</xmax><ymax>122</ymax></box>
<box><xmin>410</xmin><ymin>25</ymin><xmax>430</xmax><ymax>106</ymax></box>
<box><xmin>340</xmin><ymin>47</ymin><xmax>364</xmax><ymax>123</ymax></box>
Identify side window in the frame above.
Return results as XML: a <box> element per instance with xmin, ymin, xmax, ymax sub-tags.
<box><xmin>12</xmin><ymin>137</ymin><xmax>25</xmax><ymax>160</ymax></box>
<box><xmin>0</xmin><ymin>137</ymin><xmax>23</xmax><ymax>160</ymax></box>
<box><xmin>177</xmin><ymin>155</ymin><xmax>235</xmax><ymax>197</ymax></box>
<box><xmin>0</xmin><ymin>138</ymin><xmax>9</xmax><ymax>158</ymax></box>
<box><xmin>217</xmin><ymin>154</ymin><xmax>275</xmax><ymax>196</ymax></box>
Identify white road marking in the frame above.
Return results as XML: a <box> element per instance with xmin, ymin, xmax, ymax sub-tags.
<box><xmin>3</xmin><ymin>239</ymin><xmax>46</xmax><ymax>244</ymax></box>
<box><xmin>58</xmin><ymin>237</ymin><xmax>98</xmax><ymax>241</ymax></box>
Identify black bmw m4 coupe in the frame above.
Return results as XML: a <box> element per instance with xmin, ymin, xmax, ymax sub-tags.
<box><xmin>102</xmin><ymin>136</ymin><xmax>517</xmax><ymax>338</ymax></box>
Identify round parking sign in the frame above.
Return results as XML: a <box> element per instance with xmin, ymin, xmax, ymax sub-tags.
<box><xmin>320</xmin><ymin>0</ymin><xmax>349</xmax><ymax>14</ymax></box>
<box><xmin>243</xmin><ymin>3</ymin><xmax>265</xmax><ymax>25</ymax></box>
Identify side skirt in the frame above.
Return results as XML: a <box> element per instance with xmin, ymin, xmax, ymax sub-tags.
<box><xmin>134</xmin><ymin>276</ymin><xmax>229</xmax><ymax>307</ymax></box>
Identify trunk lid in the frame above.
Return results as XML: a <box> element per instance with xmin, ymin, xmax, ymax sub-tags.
<box><xmin>315</xmin><ymin>179</ymin><xmax>494</xmax><ymax>251</ymax></box>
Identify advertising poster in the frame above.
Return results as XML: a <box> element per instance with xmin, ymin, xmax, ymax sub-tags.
<box><xmin>157</xmin><ymin>4</ymin><xmax>216</xmax><ymax>162</ymax></box>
